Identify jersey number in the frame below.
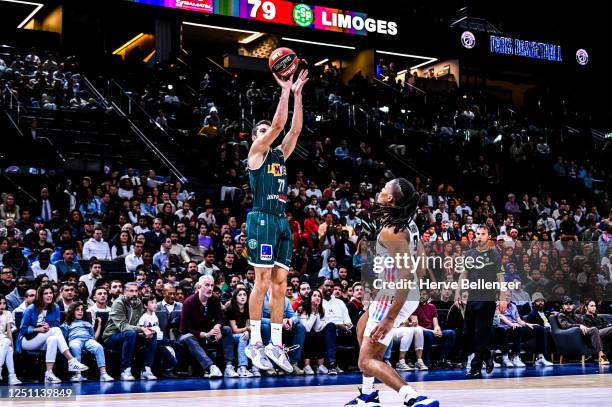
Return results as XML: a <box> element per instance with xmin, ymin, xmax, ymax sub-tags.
<box><xmin>277</xmin><ymin>179</ymin><xmax>285</xmax><ymax>193</ymax></box>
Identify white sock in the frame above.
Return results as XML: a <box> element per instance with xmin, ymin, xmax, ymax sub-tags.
<box><xmin>250</xmin><ymin>320</ymin><xmax>262</xmax><ymax>344</ymax></box>
<box><xmin>271</xmin><ymin>323</ymin><xmax>283</xmax><ymax>346</ymax></box>
<box><xmin>399</xmin><ymin>385</ymin><xmax>419</xmax><ymax>402</ymax></box>
<box><xmin>362</xmin><ymin>375</ymin><xmax>375</xmax><ymax>395</ymax></box>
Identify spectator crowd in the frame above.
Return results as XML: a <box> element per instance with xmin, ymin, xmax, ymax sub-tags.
<box><xmin>0</xmin><ymin>47</ymin><xmax>611</xmax><ymax>384</ymax></box>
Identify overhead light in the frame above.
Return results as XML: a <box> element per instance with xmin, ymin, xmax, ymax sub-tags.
<box><xmin>167</xmin><ymin>84</ymin><xmax>173</xmax><ymax>90</ymax></box>
<box><xmin>379</xmin><ymin>106</ymin><xmax>389</xmax><ymax>113</ymax></box>
<box><xmin>410</xmin><ymin>59</ymin><xmax>438</xmax><ymax>70</ymax></box>
<box><xmin>376</xmin><ymin>50</ymin><xmax>438</xmax><ymax>70</ymax></box>
<box><xmin>314</xmin><ymin>58</ymin><xmax>329</xmax><ymax>66</ymax></box>
<box><xmin>397</xmin><ymin>69</ymin><xmax>408</xmax><ymax>75</ymax></box>
<box><xmin>143</xmin><ymin>50</ymin><xmax>156</xmax><ymax>63</ymax></box>
<box><xmin>112</xmin><ymin>33</ymin><xmax>145</xmax><ymax>55</ymax></box>
<box><xmin>183</xmin><ymin>21</ymin><xmax>258</xmax><ymax>34</ymax></box>
<box><xmin>282</xmin><ymin>37</ymin><xmax>355</xmax><ymax>50</ymax></box>
<box><xmin>1</xmin><ymin>0</ymin><xmax>44</xmax><ymax>29</ymax></box>
<box><xmin>239</xmin><ymin>32</ymin><xmax>265</xmax><ymax>44</ymax></box>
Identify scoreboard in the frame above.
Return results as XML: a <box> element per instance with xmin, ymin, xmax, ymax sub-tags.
<box><xmin>127</xmin><ymin>0</ymin><xmax>398</xmax><ymax>36</ymax></box>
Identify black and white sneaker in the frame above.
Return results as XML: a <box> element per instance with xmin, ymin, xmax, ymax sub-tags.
<box><xmin>344</xmin><ymin>389</ymin><xmax>381</xmax><ymax>407</ymax></box>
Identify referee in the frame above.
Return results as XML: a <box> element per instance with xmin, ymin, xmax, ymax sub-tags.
<box><xmin>455</xmin><ymin>224</ymin><xmax>502</xmax><ymax>378</ymax></box>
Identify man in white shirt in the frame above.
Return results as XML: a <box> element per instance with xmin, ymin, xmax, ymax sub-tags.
<box><xmin>320</xmin><ymin>278</ymin><xmax>354</xmax><ymax>374</ymax></box>
<box><xmin>305</xmin><ymin>182</ymin><xmax>322</xmax><ymax>200</ymax></box>
<box><xmin>31</xmin><ymin>252</ymin><xmax>58</xmax><ymax>282</ymax></box>
<box><xmin>79</xmin><ymin>260</ymin><xmax>103</xmax><ymax>295</ymax></box>
<box><xmin>12</xmin><ymin>289</ymin><xmax>36</xmax><ymax>318</ymax></box>
<box><xmin>174</xmin><ymin>202</ymin><xmax>194</xmax><ymax>222</ymax></box>
<box><xmin>82</xmin><ymin>227</ymin><xmax>111</xmax><ymax>260</ymax></box>
<box><xmin>125</xmin><ymin>241</ymin><xmax>145</xmax><ymax>272</ymax></box>
<box><xmin>198</xmin><ymin>250</ymin><xmax>220</xmax><ymax>276</ymax></box>
<box><xmin>432</xmin><ymin>202</ymin><xmax>449</xmax><ymax>223</ymax></box>
<box><xmin>88</xmin><ymin>286</ymin><xmax>111</xmax><ymax>318</ymax></box>
<box><xmin>455</xmin><ymin>201</ymin><xmax>473</xmax><ymax>218</ymax></box>
<box><xmin>133</xmin><ymin>217</ymin><xmax>150</xmax><ymax>235</ymax></box>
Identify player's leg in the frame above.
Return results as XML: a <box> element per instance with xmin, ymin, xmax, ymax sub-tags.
<box><xmin>264</xmin><ymin>218</ymin><xmax>294</xmax><ymax>372</ymax></box>
<box><xmin>245</xmin><ymin>212</ymin><xmax>274</xmax><ymax>370</ymax></box>
<box><xmin>359</xmin><ymin>334</ymin><xmax>439</xmax><ymax>407</ymax></box>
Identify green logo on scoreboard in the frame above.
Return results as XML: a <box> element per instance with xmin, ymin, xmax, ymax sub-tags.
<box><xmin>293</xmin><ymin>4</ymin><xmax>314</xmax><ymax>27</ymax></box>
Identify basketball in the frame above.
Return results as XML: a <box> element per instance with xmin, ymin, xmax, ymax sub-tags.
<box><xmin>268</xmin><ymin>47</ymin><xmax>299</xmax><ymax>78</ymax></box>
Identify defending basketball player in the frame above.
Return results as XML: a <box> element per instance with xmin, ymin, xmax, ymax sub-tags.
<box><xmin>244</xmin><ymin>69</ymin><xmax>309</xmax><ymax>373</ymax></box>
<box><xmin>346</xmin><ymin>178</ymin><xmax>439</xmax><ymax>407</ymax></box>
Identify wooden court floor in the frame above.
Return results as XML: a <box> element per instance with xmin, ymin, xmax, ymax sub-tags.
<box><xmin>3</xmin><ymin>374</ymin><xmax>611</xmax><ymax>407</ymax></box>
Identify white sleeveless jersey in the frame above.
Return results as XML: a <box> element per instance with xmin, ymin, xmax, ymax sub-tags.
<box><xmin>368</xmin><ymin>220</ymin><xmax>420</xmax><ymax>325</ymax></box>
<box><xmin>374</xmin><ymin>220</ymin><xmax>420</xmax><ymax>299</ymax></box>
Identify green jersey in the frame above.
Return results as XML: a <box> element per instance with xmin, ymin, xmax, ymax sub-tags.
<box><xmin>249</xmin><ymin>148</ymin><xmax>288</xmax><ymax>215</ymax></box>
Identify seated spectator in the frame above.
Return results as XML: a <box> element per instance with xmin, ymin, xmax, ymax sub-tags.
<box><xmin>321</xmin><ymin>278</ymin><xmax>354</xmax><ymax>374</ymax></box>
<box><xmin>79</xmin><ymin>260</ymin><xmax>103</xmax><ymax>295</ymax></box>
<box><xmin>413</xmin><ymin>290</ymin><xmax>456</xmax><ymax>367</ymax></box>
<box><xmin>198</xmin><ymin>250</ymin><xmax>220</xmax><ymax>276</ymax></box>
<box><xmin>226</xmin><ymin>288</ymin><xmax>253</xmax><ymax>377</ymax></box>
<box><xmin>319</xmin><ymin>256</ymin><xmax>339</xmax><ymax>280</ymax></box>
<box><xmin>6</xmin><ymin>277</ymin><xmax>29</xmax><ymax>312</ymax></box>
<box><xmin>11</xmin><ymin>288</ymin><xmax>36</xmax><ymax>317</ymax></box>
<box><xmin>144</xmin><ymin>218</ymin><xmax>166</xmax><ymax>252</ymax></box>
<box><xmin>557</xmin><ymin>296</ymin><xmax>609</xmax><ymax>365</ymax></box>
<box><xmin>179</xmin><ymin>275</ymin><xmax>237</xmax><ymax>378</ymax></box>
<box><xmin>108</xmin><ymin>280</ymin><xmax>123</xmax><ymax>305</ymax></box>
<box><xmin>87</xmin><ymin>287</ymin><xmax>111</xmax><ymax>316</ymax></box>
<box><xmin>111</xmin><ymin>231</ymin><xmax>133</xmax><ymax>259</ymax></box>
<box><xmin>0</xmin><ymin>294</ymin><xmax>21</xmax><ymax>384</ymax></box>
<box><xmin>56</xmin><ymin>282</ymin><xmax>76</xmax><ymax>312</ymax></box>
<box><xmin>31</xmin><ymin>252</ymin><xmax>58</xmax><ymax>282</ymax></box>
<box><xmin>156</xmin><ymin>284</ymin><xmax>182</xmax><ymax>340</ymax></box>
<box><xmin>138</xmin><ymin>295</ymin><xmax>180</xmax><ymax>378</ymax></box>
<box><xmin>291</xmin><ymin>281</ymin><xmax>311</xmax><ymax>312</ymax></box>
<box><xmin>61</xmin><ymin>302</ymin><xmax>114</xmax><ymax>382</ymax></box>
<box><xmin>524</xmin><ymin>292</ymin><xmax>552</xmax><ymax>330</ymax></box>
<box><xmin>384</xmin><ymin>319</ymin><xmax>427</xmax><ymax>371</ymax></box>
<box><xmin>102</xmin><ymin>282</ymin><xmax>158</xmax><ymax>380</ymax></box>
<box><xmin>17</xmin><ymin>284</ymin><xmax>88</xmax><ymax>383</ymax></box>
<box><xmin>82</xmin><ymin>227</ymin><xmax>111</xmax><ymax>260</ymax></box>
<box><xmin>185</xmin><ymin>233</ymin><xmax>206</xmax><ymax>264</ymax></box>
<box><xmin>497</xmin><ymin>291</ymin><xmax>552</xmax><ymax>367</ymax></box>
<box><xmin>581</xmin><ymin>299</ymin><xmax>612</xmax><ymax>353</ymax></box>
<box><xmin>153</xmin><ymin>237</ymin><xmax>172</xmax><ymax>273</ymax></box>
<box><xmin>55</xmin><ymin>247</ymin><xmax>84</xmax><ymax>279</ymax></box>
<box><xmin>125</xmin><ymin>241</ymin><xmax>145</xmax><ymax>273</ymax></box>
<box><xmin>346</xmin><ymin>282</ymin><xmax>367</xmax><ymax>326</ymax></box>
<box><xmin>300</xmin><ymin>289</ymin><xmax>337</xmax><ymax>375</ymax></box>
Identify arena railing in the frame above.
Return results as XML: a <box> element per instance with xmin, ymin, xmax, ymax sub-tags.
<box><xmin>82</xmin><ymin>76</ymin><xmax>188</xmax><ymax>184</ymax></box>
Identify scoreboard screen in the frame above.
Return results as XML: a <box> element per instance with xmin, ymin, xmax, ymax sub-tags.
<box><xmin>127</xmin><ymin>0</ymin><xmax>398</xmax><ymax>36</ymax></box>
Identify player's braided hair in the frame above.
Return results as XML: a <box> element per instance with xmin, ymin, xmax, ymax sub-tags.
<box><xmin>374</xmin><ymin>178</ymin><xmax>419</xmax><ymax>233</ymax></box>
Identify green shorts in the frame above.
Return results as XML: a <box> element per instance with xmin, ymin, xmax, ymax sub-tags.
<box><xmin>246</xmin><ymin>210</ymin><xmax>292</xmax><ymax>270</ymax></box>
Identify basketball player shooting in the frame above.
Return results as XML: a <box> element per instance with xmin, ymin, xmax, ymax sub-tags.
<box><xmin>244</xmin><ymin>69</ymin><xmax>309</xmax><ymax>373</ymax></box>
<box><xmin>346</xmin><ymin>178</ymin><xmax>439</xmax><ymax>407</ymax></box>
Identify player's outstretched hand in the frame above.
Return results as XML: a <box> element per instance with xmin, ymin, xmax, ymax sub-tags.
<box><xmin>273</xmin><ymin>72</ymin><xmax>294</xmax><ymax>92</ymax></box>
<box><xmin>291</xmin><ymin>69</ymin><xmax>309</xmax><ymax>95</ymax></box>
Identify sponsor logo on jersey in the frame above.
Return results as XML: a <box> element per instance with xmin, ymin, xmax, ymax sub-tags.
<box><xmin>247</xmin><ymin>239</ymin><xmax>258</xmax><ymax>250</ymax></box>
<box><xmin>260</xmin><ymin>244</ymin><xmax>273</xmax><ymax>261</ymax></box>
<box><xmin>267</xmin><ymin>163</ymin><xmax>286</xmax><ymax>177</ymax></box>
<box><xmin>266</xmin><ymin>194</ymin><xmax>287</xmax><ymax>203</ymax></box>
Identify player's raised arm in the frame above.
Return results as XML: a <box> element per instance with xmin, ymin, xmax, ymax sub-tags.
<box><xmin>248</xmin><ymin>74</ymin><xmax>293</xmax><ymax>166</ymax></box>
<box><xmin>279</xmin><ymin>69</ymin><xmax>309</xmax><ymax>159</ymax></box>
